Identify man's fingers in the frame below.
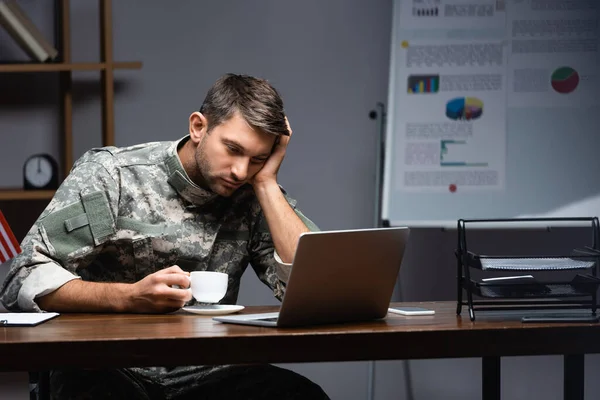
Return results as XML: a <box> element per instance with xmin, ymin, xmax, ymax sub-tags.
<box><xmin>277</xmin><ymin>133</ymin><xmax>291</xmax><ymax>149</ymax></box>
<box><xmin>160</xmin><ymin>265</ymin><xmax>190</xmax><ymax>275</ymax></box>
<box><xmin>161</xmin><ymin>273</ymin><xmax>192</xmax><ymax>289</ymax></box>
<box><xmin>284</xmin><ymin>116</ymin><xmax>292</xmax><ymax>136</ymax></box>
<box><xmin>160</xmin><ymin>285</ymin><xmax>193</xmax><ymax>302</ymax></box>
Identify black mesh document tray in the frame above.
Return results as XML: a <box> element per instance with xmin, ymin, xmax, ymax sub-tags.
<box><xmin>456</xmin><ymin>217</ymin><xmax>600</xmax><ymax>321</ymax></box>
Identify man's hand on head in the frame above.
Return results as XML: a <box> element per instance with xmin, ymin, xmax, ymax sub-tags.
<box><xmin>250</xmin><ymin>117</ymin><xmax>292</xmax><ymax>188</ymax></box>
<box><xmin>128</xmin><ymin>265</ymin><xmax>192</xmax><ymax>313</ymax></box>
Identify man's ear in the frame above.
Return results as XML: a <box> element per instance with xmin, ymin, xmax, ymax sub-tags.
<box><xmin>189</xmin><ymin>112</ymin><xmax>208</xmax><ymax>144</ymax></box>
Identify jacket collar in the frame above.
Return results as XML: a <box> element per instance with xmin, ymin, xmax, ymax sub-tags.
<box><xmin>165</xmin><ymin>136</ymin><xmax>220</xmax><ymax>207</ymax></box>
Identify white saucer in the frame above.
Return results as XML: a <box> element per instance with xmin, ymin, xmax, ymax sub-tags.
<box><xmin>182</xmin><ymin>304</ymin><xmax>245</xmax><ymax>316</ymax></box>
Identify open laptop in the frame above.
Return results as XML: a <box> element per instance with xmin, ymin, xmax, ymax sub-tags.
<box><xmin>213</xmin><ymin>227</ymin><xmax>410</xmax><ymax>328</ymax></box>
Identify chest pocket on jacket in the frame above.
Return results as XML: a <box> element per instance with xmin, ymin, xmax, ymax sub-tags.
<box><xmin>116</xmin><ymin>220</ymin><xmax>178</xmax><ymax>279</ymax></box>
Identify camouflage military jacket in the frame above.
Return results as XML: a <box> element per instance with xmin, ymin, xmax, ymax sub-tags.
<box><xmin>0</xmin><ymin>137</ymin><xmax>317</xmax><ymax>312</ymax></box>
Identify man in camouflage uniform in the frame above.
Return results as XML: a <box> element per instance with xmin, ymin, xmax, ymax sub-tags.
<box><xmin>0</xmin><ymin>74</ymin><xmax>329</xmax><ymax>399</ymax></box>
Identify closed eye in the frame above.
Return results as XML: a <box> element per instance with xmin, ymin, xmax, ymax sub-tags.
<box><xmin>251</xmin><ymin>157</ymin><xmax>268</xmax><ymax>164</ymax></box>
<box><xmin>222</xmin><ymin>139</ymin><xmax>270</xmax><ymax>162</ymax></box>
<box><xmin>226</xmin><ymin>144</ymin><xmax>242</xmax><ymax>154</ymax></box>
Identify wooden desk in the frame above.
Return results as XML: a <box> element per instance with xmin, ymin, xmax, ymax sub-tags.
<box><xmin>1</xmin><ymin>302</ymin><xmax>598</xmax><ymax>399</ymax></box>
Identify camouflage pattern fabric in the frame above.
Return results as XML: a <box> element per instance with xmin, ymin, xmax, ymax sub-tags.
<box><xmin>0</xmin><ymin>136</ymin><xmax>326</xmax><ymax>399</ymax></box>
<box><xmin>49</xmin><ymin>365</ymin><xmax>330</xmax><ymax>399</ymax></box>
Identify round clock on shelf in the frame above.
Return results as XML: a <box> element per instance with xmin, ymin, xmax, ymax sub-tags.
<box><xmin>23</xmin><ymin>153</ymin><xmax>59</xmax><ymax>190</ymax></box>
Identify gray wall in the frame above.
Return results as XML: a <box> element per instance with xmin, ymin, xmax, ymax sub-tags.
<box><xmin>1</xmin><ymin>1</ymin><xmax>599</xmax><ymax>399</ymax></box>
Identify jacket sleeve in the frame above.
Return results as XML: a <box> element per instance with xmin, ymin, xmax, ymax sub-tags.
<box><xmin>0</xmin><ymin>153</ymin><xmax>120</xmax><ymax>312</ymax></box>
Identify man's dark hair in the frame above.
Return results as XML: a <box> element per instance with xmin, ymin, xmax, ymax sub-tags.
<box><xmin>200</xmin><ymin>73</ymin><xmax>289</xmax><ymax>137</ymax></box>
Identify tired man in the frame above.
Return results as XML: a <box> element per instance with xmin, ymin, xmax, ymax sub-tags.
<box><xmin>1</xmin><ymin>73</ymin><xmax>328</xmax><ymax>399</ymax></box>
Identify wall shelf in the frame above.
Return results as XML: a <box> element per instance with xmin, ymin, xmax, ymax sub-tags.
<box><xmin>0</xmin><ymin>61</ymin><xmax>142</xmax><ymax>72</ymax></box>
<box><xmin>0</xmin><ymin>190</ymin><xmax>55</xmax><ymax>201</ymax></box>
<box><xmin>0</xmin><ymin>0</ymin><xmax>141</xmax><ymax>202</ymax></box>
<box><xmin>0</xmin><ymin>0</ymin><xmax>141</xmax><ymax>240</ymax></box>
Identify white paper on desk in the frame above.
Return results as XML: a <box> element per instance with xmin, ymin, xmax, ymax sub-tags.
<box><xmin>0</xmin><ymin>312</ymin><xmax>59</xmax><ymax>326</ymax></box>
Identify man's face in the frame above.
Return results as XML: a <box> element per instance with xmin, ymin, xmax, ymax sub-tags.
<box><xmin>195</xmin><ymin>112</ymin><xmax>276</xmax><ymax>197</ymax></box>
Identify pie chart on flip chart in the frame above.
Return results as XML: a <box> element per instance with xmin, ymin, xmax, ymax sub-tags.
<box><xmin>551</xmin><ymin>67</ymin><xmax>579</xmax><ymax>94</ymax></box>
<box><xmin>445</xmin><ymin>97</ymin><xmax>483</xmax><ymax>121</ymax></box>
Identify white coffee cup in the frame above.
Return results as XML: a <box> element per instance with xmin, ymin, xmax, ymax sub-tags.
<box><xmin>189</xmin><ymin>271</ymin><xmax>228</xmax><ymax>303</ymax></box>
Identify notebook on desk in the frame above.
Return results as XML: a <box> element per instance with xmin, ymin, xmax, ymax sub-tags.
<box><xmin>213</xmin><ymin>227</ymin><xmax>410</xmax><ymax>328</ymax></box>
<box><xmin>0</xmin><ymin>312</ymin><xmax>59</xmax><ymax>327</ymax></box>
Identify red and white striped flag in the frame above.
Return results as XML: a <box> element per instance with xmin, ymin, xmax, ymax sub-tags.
<box><xmin>0</xmin><ymin>210</ymin><xmax>21</xmax><ymax>264</ymax></box>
